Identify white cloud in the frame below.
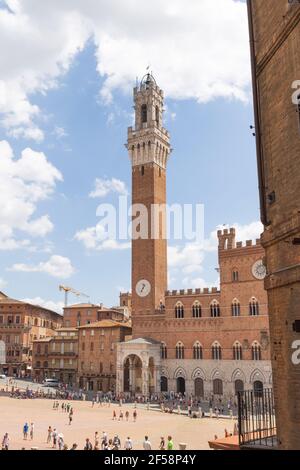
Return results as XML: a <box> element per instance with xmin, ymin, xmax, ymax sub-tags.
<box><xmin>0</xmin><ymin>0</ymin><xmax>250</xmax><ymax>140</ymax></box>
<box><xmin>0</xmin><ymin>140</ymin><xmax>62</xmax><ymax>250</ymax></box>
<box><xmin>89</xmin><ymin>177</ymin><xmax>128</xmax><ymax>198</ymax></box>
<box><xmin>22</xmin><ymin>296</ymin><xmax>64</xmax><ymax>315</ymax></box>
<box><xmin>9</xmin><ymin>255</ymin><xmax>75</xmax><ymax>279</ymax></box>
<box><xmin>75</xmin><ymin>224</ymin><xmax>130</xmax><ymax>252</ymax></box>
<box><xmin>168</xmin><ymin>244</ymin><xmax>205</xmax><ymax>271</ymax></box>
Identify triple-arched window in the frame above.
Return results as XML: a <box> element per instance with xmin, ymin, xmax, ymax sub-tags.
<box><xmin>210</xmin><ymin>300</ymin><xmax>220</xmax><ymax>318</ymax></box>
<box><xmin>175</xmin><ymin>302</ymin><xmax>184</xmax><ymax>319</ymax></box>
<box><xmin>176</xmin><ymin>342</ymin><xmax>185</xmax><ymax>359</ymax></box>
<box><xmin>252</xmin><ymin>341</ymin><xmax>262</xmax><ymax>361</ymax></box>
<box><xmin>161</xmin><ymin>343</ymin><xmax>167</xmax><ymax>360</ymax></box>
<box><xmin>233</xmin><ymin>341</ymin><xmax>243</xmax><ymax>360</ymax></box>
<box><xmin>232</xmin><ymin>299</ymin><xmax>241</xmax><ymax>317</ymax></box>
<box><xmin>193</xmin><ymin>341</ymin><xmax>203</xmax><ymax>360</ymax></box>
<box><xmin>249</xmin><ymin>298</ymin><xmax>259</xmax><ymax>316</ymax></box>
<box><xmin>212</xmin><ymin>341</ymin><xmax>222</xmax><ymax>360</ymax></box>
<box><xmin>192</xmin><ymin>301</ymin><xmax>202</xmax><ymax>318</ymax></box>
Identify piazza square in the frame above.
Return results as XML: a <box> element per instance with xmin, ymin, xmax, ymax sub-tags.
<box><xmin>0</xmin><ymin>396</ymin><xmax>235</xmax><ymax>451</ymax></box>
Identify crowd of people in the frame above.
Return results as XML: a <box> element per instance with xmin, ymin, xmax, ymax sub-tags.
<box><xmin>1</xmin><ymin>429</ymin><xmax>176</xmax><ymax>451</ymax></box>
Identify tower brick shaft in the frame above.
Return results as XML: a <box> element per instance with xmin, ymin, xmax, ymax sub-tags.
<box><xmin>127</xmin><ymin>74</ymin><xmax>171</xmax><ymax>318</ymax></box>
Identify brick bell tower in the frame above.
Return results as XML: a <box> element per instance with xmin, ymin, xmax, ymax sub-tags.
<box><xmin>126</xmin><ymin>74</ymin><xmax>171</xmax><ymax>319</ymax></box>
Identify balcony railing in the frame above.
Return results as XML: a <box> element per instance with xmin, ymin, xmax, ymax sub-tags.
<box><xmin>238</xmin><ymin>388</ymin><xmax>277</xmax><ymax>449</ymax></box>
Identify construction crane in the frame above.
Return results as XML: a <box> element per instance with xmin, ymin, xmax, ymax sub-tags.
<box><xmin>59</xmin><ymin>285</ymin><xmax>90</xmax><ymax>307</ymax></box>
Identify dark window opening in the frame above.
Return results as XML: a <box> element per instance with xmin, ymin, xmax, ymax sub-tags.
<box><xmin>141</xmin><ymin>104</ymin><xmax>147</xmax><ymax>124</ymax></box>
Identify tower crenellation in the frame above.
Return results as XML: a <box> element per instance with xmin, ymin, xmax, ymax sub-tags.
<box><xmin>217</xmin><ymin>228</ymin><xmax>236</xmax><ymax>251</ymax></box>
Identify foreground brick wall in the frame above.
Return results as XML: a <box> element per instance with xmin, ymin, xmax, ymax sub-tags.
<box><xmin>249</xmin><ymin>0</ymin><xmax>300</xmax><ymax>449</ymax></box>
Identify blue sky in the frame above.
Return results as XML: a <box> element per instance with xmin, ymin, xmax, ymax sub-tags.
<box><xmin>0</xmin><ymin>0</ymin><xmax>262</xmax><ymax>312</ymax></box>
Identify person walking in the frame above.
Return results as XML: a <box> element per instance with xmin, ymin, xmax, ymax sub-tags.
<box><xmin>84</xmin><ymin>438</ymin><xmax>93</xmax><ymax>450</ymax></box>
<box><xmin>101</xmin><ymin>431</ymin><xmax>108</xmax><ymax>449</ymax></box>
<box><xmin>69</xmin><ymin>413</ymin><xmax>73</xmax><ymax>425</ymax></box>
<box><xmin>58</xmin><ymin>434</ymin><xmax>64</xmax><ymax>451</ymax></box>
<box><xmin>159</xmin><ymin>436</ymin><xmax>165</xmax><ymax>450</ymax></box>
<box><xmin>47</xmin><ymin>426</ymin><xmax>52</xmax><ymax>444</ymax></box>
<box><xmin>124</xmin><ymin>437</ymin><xmax>133</xmax><ymax>450</ymax></box>
<box><xmin>113</xmin><ymin>435</ymin><xmax>121</xmax><ymax>450</ymax></box>
<box><xmin>23</xmin><ymin>422</ymin><xmax>29</xmax><ymax>440</ymax></box>
<box><xmin>112</xmin><ymin>410</ymin><xmax>117</xmax><ymax>420</ymax></box>
<box><xmin>125</xmin><ymin>410</ymin><xmax>129</xmax><ymax>421</ymax></box>
<box><xmin>52</xmin><ymin>428</ymin><xmax>58</xmax><ymax>449</ymax></box>
<box><xmin>133</xmin><ymin>409</ymin><xmax>137</xmax><ymax>422</ymax></box>
<box><xmin>167</xmin><ymin>435</ymin><xmax>174</xmax><ymax>450</ymax></box>
<box><xmin>30</xmin><ymin>423</ymin><xmax>34</xmax><ymax>440</ymax></box>
<box><xmin>143</xmin><ymin>436</ymin><xmax>152</xmax><ymax>450</ymax></box>
<box><xmin>94</xmin><ymin>432</ymin><xmax>99</xmax><ymax>450</ymax></box>
<box><xmin>2</xmin><ymin>433</ymin><xmax>9</xmax><ymax>450</ymax></box>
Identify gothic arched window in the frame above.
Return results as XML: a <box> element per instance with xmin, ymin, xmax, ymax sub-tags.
<box><xmin>252</xmin><ymin>341</ymin><xmax>262</xmax><ymax>361</ymax></box>
<box><xmin>249</xmin><ymin>298</ymin><xmax>259</xmax><ymax>316</ymax></box>
<box><xmin>176</xmin><ymin>342</ymin><xmax>185</xmax><ymax>359</ymax></box>
<box><xmin>161</xmin><ymin>343</ymin><xmax>167</xmax><ymax>359</ymax></box>
<box><xmin>210</xmin><ymin>300</ymin><xmax>220</xmax><ymax>318</ymax></box>
<box><xmin>175</xmin><ymin>302</ymin><xmax>184</xmax><ymax>319</ymax></box>
<box><xmin>193</xmin><ymin>342</ymin><xmax>203</xmax><ymax>360</ymax></box>
<box><xmin>192</xmin><ymin>301</ymin><xmax>202</xmax><ymax>318</ymax></box>
<box><xmin>232</xmin><ymin>299</ymin><xmax>241</xmax><ymax>317</ymax></box>
<box><xmin>141</xmin><ymin>104</ymin><xmax>147</xmax><ymax>124</ymax></box>
<box><xmin>212</xmin><ymin>342</ymin><xmax>222</xmax><ymax>360</ymax></box>
<box><xmin>233</xmin><ymin>341</ymin><xmax>243</xmax><ymax>360</ymax></box>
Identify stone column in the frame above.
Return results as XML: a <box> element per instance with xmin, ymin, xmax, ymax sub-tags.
<box><xmin>154</xmin><ymin>366</ymin><xmax>161</xmax><ymax>394</ymax></box>
<box><xmin>129</xmin><ymin>359</ymin><xmax>135</xmax><ymax>395</ymax></box>
<box><xmin>116</xmin><ymin>363</ymin><xmax>124</xmax><ymax>396</ymax></box>
<box><xmin>142</xmin><ymin>365</ymin><xmax>149</xmax><ymax>397</ymax></box>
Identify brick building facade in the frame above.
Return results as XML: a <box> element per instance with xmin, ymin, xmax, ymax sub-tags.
<box><xmin>32</xmin><ymin>328</ymin><xmax>78</xmax><ymax>386</ymax></box>
<box><xmin>0</xmin><ymin>292</ymin><xmax>62</xmax><ymax>377</ymax></box>
<box><xmin>77</xmin><ymin>320</ymin><xmax>132</xmax><ymax>393</ymax></box>
<box><xmin>116</xmin><ymin>74</ymin><xmax>271</xmax><ymax>399</ymax></box>
<box><xmin>247</xmin><ymin>0</ymin><xmax>300</xmax><ymax>449</ymax></box>
<box><xmin>63</xmin><ymin>303</ymin><xmax>127</xmax><ymax>328</ymax></box>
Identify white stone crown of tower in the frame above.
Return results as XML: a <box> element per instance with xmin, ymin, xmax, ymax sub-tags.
<box><xmin>126</xmin><ymin>73</ymin><xmax>172</xmax><ymax>169</ymax></box>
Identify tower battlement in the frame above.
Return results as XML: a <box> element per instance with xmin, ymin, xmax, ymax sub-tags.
<box><xmin>217</xmin><ymin>228</ymin><xmax>236</xmax><ymax>250</ymax></box>
<box><xmin>165</xmin><ymin>287</ymin><xmax>220</xmax><ymax>297</ymax></box>
<box><xmin>218</xmin><ymin>228</ymin><xmax>261</xmax><ymax>251</ymax></box>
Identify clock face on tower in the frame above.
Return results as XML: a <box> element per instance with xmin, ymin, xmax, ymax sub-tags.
<box><xmin>252</xmin><ymin>260</ymin><xmax>267</xmax><ymax>280</ymax></box>
<box><xmin>136</xmin><ymin>279</ymin><xmax>151</xmax><ymax>298</ymax></box>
